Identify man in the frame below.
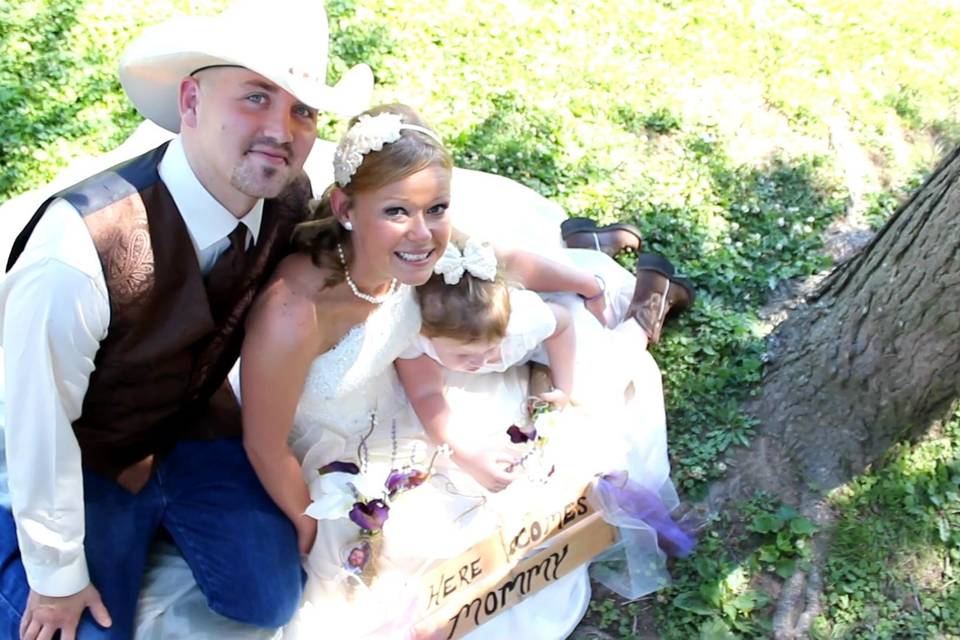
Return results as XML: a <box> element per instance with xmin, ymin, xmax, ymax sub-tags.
<box><xmin>0</xmin><ymin>2</ymin><xmax>371</xmax><ymax>638</ymax></box>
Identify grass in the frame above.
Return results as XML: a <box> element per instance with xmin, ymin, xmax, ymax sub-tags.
<box><xmin>812</xmin><ymin>411</ymin><xmax>960</xmax><ymax>639</ymax></box>
<box><xmin>2</xmin><ymin>0</ymin><xmax>959</xmax><ymax>637</ymax></box>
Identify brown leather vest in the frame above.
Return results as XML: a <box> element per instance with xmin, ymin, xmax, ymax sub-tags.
<box><xmin>7</xmin><ymin>143</ymin><xmax>310</xmax><ymax>477</ymax></box>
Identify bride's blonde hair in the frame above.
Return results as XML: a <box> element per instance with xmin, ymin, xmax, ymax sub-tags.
<box><xmin>293</xmin><ymin>104</ymin><xmax>452</xmax><ymax>286</ymax></box>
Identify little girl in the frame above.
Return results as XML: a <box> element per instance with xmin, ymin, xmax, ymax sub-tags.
<box><xmin>395</xmin><ymin>236</ymin><xmax>603</xmax><ymax>491</ymax></box>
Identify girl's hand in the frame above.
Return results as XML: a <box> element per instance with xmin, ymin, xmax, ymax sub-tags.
<box><xmin>584</xmin><ymin>293</ymin><xmax>608</xmax><ymax>327</ymax></box>
<box><xmin>537</xmin><ymin>388</ymin><xmax>570</xmax><ymax>410</ymax></box>
<box><xmin>453</xmin><ymin>447</ymin><xmax>521</xmax><ymax>492</ymax></box>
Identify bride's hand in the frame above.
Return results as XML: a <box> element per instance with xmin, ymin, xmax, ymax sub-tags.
<box><xmin>453</xmin><ymin>447</ymin><xmax>520</xmax><ymax>493</ymax></box>
<box><xmin>295</xmin><ymin>515</ymin><xmax>318</xmax><ymax>556</ymax></box>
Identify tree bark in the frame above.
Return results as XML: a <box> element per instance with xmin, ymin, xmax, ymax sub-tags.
<box><xmin>712</xmin><ymin>144</ymin><xmax>960</xmax><ymax>506</ymax></box>
<box><xmin>695</xmin><ymin>144</ymin><xmax>960</xmax><ymax>639</ymax></box>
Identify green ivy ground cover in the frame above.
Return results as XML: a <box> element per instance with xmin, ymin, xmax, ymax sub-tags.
<box><xmin>2</xmin><ymin>1</ymin><xmax>958</xmax><ymax>637</ymax></box>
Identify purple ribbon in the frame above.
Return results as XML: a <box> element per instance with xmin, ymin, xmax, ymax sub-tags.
<box><xmin>595</xmin><ymin>471</ymin><xmax>695</xmax><ymax>558</ymax></box>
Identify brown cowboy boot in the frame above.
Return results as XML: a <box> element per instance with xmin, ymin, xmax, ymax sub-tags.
<box><xmin>561</xmin><ymin>216</ymin><xmax>642</xmax><ymax>256</ymax></box>
<box><xmin>626</xmin><ymin>253</ymin><xmax>695</xmax><ymax>344</ymax></box>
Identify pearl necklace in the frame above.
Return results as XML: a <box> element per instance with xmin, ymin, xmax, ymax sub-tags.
<box><xmin>337</xmin><ymin>243</ymin><xmax>399</xmax><ymax>304</ymax></box>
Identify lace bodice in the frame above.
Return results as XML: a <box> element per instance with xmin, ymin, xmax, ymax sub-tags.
<box><xmin>289</xmin><ymin>285</ymin><xmax>422</xmax><ymax>469</ymax></box>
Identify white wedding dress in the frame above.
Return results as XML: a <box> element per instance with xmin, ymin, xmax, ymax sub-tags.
<box><xmin>281</xmin><ymin>282</ymin><xmax>595</xmax><ymax>640</ymax></box>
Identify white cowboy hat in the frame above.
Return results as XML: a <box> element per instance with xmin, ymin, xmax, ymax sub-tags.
<box><xmin>119</xmin><ymin>0</ymin><xmax>374</xmax><ymax>133</ymax></box>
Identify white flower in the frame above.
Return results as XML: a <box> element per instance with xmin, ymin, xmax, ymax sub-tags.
<box><xmin>533</xmin><ymin>409</ymin><xmax>567</xmax><ymax>441</ymax></box>
<box><xmin>334</xmin><ymin>113</ymin><xmax>406</xmax><ymax>186</ymax></box>
<box><xmin>304</xmin><ymin>469</ymin><xmax>387</xmax><ymax>521</ymax></box>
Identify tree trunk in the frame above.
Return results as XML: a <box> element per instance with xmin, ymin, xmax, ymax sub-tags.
<box><xmin>712</xmin><ymin>144</ymin><xmax>960</xmax><ymax>506</ymax></box>
<box><xmin>696</xmin><ymin>144</ymin><xmax>960</xmax><ymax>639</ymax></box>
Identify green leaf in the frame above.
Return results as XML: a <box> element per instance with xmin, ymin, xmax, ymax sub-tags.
<box><xmin>721</xmin><ymin>601</ymin><xmax>738</xmax><ymax>620</ymax></box>
<box><xmin>776</xmin><ymin>505</ymin><xmax>800</xmax><ymax>521</ymax></box>
<box><xmin>776</xmin><ymin>530</ymin><xmax>796</xmax><ymax>551</ymax></box>
<box><xmin>730</xmin><ymin>592</ymin><xmax>758</xmax><ymax>612</ymax></box>
<box><xmin>750</xmin><ymin>513</ymin><xmax>782</xmax><ymax>533</ymax></box>
<box><xmin>674</xmin><ymin>592</ymin><xmax>715</xmax><ymax>616</ymax></box>
<box><xmin>700</xmin><ymin>581</ymin><xmax>723</xmax><ymax>607</ymax></box>
<box><xmin>759</xmin><ymin>545</ymin><xmax>780</xmax><ymax>562</ymax></box>
<box><xmin>789</xmin><ymin>517</ymin><xmax>817</xmax><ymax>535</ymax></box>
<box><xmin>699</xmin><ymin>617</ymin><xmax>737</xmax><ymax>640</ymax></box>
<box><xmin>938</xmin><ymin>518</ymin><xmax>950</xmax><ymax>543</ymax></box>
<box><xmin>775</xmin><ymin>557</ymin><xmax>797</xmax><ymax>579</ymax></box>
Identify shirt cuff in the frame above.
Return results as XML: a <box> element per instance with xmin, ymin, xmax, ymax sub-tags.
<box><xmin>22</xmin><ymin>551</ymin><xmax>90</xmax><ymax>597</ymax></box>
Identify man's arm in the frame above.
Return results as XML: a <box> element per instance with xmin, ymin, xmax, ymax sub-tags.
<box><xmin>1</xmin><ymin>201</ymin><xmax>112</xmax><ymax>635</ymax></box>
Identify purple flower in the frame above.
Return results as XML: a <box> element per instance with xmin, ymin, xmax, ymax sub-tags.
<box><xmin>349</xmin><ymin>499</ymin><xmax>390</xmax><ymax>532</ymax></box>
<box><xmin>318</xmin><ymin>461</ymin><xmax>360</xmax><ymax>476</ymax></box>
<box><xmin>385</xmin><ymin>469</ymin><xmax>428</xmax><ymax>497</ymax></box>
<box><xmin>507</xmin><ymin>425</ymin><xmax>536</xmax><ymax>444</ymax></box>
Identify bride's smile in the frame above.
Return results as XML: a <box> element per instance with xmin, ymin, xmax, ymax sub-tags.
<box><xmin>340</xmin><ymin>164</ymin><xmax>452</xmax><ymax>289</ymax></box>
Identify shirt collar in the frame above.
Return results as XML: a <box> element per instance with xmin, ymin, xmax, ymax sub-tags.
<box><xmin>158</xmin><ymin>137</ymin><xmax>264</xmax><ymax>250</ymax></box>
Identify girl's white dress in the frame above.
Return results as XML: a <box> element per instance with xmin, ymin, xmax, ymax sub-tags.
<box><xmin>400</xmin><ymin>287</ymin><xmax>557</xmax><ymax>373</ymax></box>
<box><xmin>131</xmin><ymin>166</ymin><xmax>680</xmax><ymax>640</ymax></box>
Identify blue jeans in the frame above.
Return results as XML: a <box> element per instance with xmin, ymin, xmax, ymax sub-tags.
<box><xmin>0</xmin><ymin>438</ymin><xmax>303</xmax><ymax>639</ymax></box>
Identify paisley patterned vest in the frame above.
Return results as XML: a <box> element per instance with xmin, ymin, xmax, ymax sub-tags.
<box><xmin>7</xmin><ymin>143</ymin><xmax>310</xmax><ymax>478</ymax></box>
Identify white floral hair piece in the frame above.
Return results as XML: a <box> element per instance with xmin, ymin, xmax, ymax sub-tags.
<box><xmin>433</xmin><ymin>238</ymin><xmax>497</xmax><ymax>285</ymax></box>
<box><xmin>333</xmin><ymin>112</ymin><xmax>442</xmax><ymax>187</ymax></box>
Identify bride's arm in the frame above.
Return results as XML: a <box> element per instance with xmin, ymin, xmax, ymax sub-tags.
<box><xmin>241</xmin><ymin>275</ymin><xmax>325</xmax><ymax>556</ymax></box>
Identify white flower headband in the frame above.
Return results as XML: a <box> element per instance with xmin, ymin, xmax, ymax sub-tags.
<box><xmin>333</xmin><ymin>112</ymin><xmax>442</xmax><ymax>187</ymax></box>
<box><xmin>434</xmin><ymin>238</ymin><xmax>498</xmax><ymax>285</ymax></box>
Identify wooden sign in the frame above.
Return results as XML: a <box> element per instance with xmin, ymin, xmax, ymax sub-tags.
<box><xmin>413</xmin><ymin>483</ymin><xmax>619</xmax><ymax>640</ymax></box>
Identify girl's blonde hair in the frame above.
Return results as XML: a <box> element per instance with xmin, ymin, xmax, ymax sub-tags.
<box><xmin>416</xmin><ymin>239</ymin><xmax>512</xmax><ymax>343</ymax></box>
<box><xmin>292</xmin><ymin>104</ymin><xmax>453</xmax><ymax>286</ymax></box>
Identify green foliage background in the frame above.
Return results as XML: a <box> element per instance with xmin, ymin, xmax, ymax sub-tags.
<box><xmin>2</xmin><ymin>0</ymin><xmax>958</xmax><ymax>637</ymax></box>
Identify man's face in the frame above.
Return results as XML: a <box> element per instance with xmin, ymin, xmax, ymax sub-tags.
<box><xmin>348</xmin><ymin>548</ymin><xmax>365</xmax><ymax>567</ymax></box>
<box><xmin>181</xmin><ymin>67</ymin><xmax>318</xmax><ymax>213</ymax></box>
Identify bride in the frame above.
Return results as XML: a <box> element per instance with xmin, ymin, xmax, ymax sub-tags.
<box><xmin>135</xmin><ymin>104</ymin><xmax>684</xmax><ymax>639</ymax></box>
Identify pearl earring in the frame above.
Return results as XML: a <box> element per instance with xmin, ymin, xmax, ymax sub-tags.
<box><xmin>342</xmin><ymin>220</ymin><xmax>353</xmax><ymax>231</ymax></box>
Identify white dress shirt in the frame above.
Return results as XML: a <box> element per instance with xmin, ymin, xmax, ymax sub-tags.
<box><xmin>0</xmin><ymin>137</ymin><xmax>263</xmax><ymax>597</ymax></box>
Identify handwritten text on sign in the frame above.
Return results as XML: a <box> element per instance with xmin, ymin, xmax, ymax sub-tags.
<box><xmin>439</xmin><ymin>513</ymin><xmax>617</xmax><ymax>639</ymax></box>
<box><xmin>424</xmin><ymin>491</ymin><xmax>595</xmax><ymax>611</ymax></box>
